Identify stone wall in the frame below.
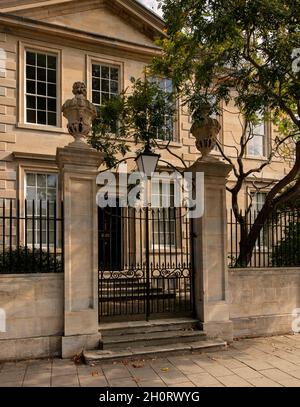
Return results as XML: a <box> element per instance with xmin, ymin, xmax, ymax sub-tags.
<box><xmin>229</xmin><ymin>267</ymin><xmax>300</xmax><ymax>338</ymax></box>
<box><xmin>0</xmin><ymin>273</ymin><xmax>64</xmax><ymax>361</ymax></box>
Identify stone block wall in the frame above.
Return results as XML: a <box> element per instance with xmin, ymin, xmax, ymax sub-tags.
<box><xmin>0</xmin><ymin>32</ymin><xmax>17</xmax><ymax>201</ymax></box>
<box><xmin>229</xmin><ymin>267</ymin><xmax>300</xmax><ymax>338</ymax></box>
<box><xmin>0</xmin><ymin>273</ymin><xmax>64</xmax><ymax>361</ymax></box>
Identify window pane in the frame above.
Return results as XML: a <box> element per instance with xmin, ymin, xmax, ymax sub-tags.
<box><xmin>165</xmin><ymin>79</ymin><xmax>173</xmax><ymax>93</ymax></box>
<box><xmin>47</xmin><ymin>188</ymin><xmax>56</xmax><ymax>201</ymax></box>
<box><xmin>26</xmin><ymin>65</ymin><xmax>36</xmax><ymax>80</ymax></box>
<box><xmin>110</xmin><ymin>68</ymin><xmax>119</xmax><ymax>81</ymax></box>
<box><xmin>26</xmin><ymin>186</ymin><xmax>36</xmax><ymax>201</ymax></box>
<box><xmin>101</xmin><ymin>79</ymin><xmax>109</xmax><ymax>92</ymax></box>
<box><xmin>37</xmin><ymin>81</ymin><xmax>46</xmax><ymax>95</ymax></box>
<box><xmin>101</xmin><ymin>66</ymin><xmax>109</xmax><ymax>78</ymax></box>
<box><xmin>47</xmin><ymin>98</ymin><xmax>56</xmax><ymax>112</ymax></box>
<box><xmin>37</xmin><ymin>97</ymin><xmax>46</xmax><ymax>110</ymax></box>
<box><xmin>47</xmin><ymin>69</ymin><xmax>56</xmax><ymax>84</ymax></box>
<box><xmin>26</xmin><ymin>173</ymin><xmax>36</xmax><ymax>186</ymax></box>
<box><xmin>110</xmin><ymin>81</ymin><xmax>118</xmax><ymax>94</ymax></box>
<box><xmin>26</xmin><ymin>80</ymin><xmax>36</xmax><ymax>94</ymax></box>
<box><xmin>47</xmin><ymin>55</ymin><xmax>56</xmax><ymax>69</ymax></box>
<box><xmin>92</xmin><ymin>78</ymin><xmax>100</xmax><ymax>91</ymax></box>
<box><xmin>248</xmin><ymin>135</ymin><xmax>264</xmax><ymax>156</ymax></box>
<box><xmin>102</xmin><ymin>93</ymin><xmax>109</xmax><ymax>104</ymax></box>
<box><xmin>47</xmin><ymin>174</ymin><xmax>57</xmax><ymax>188</ymax></box>
<box><xmin>92</xmin><ymin>64</ymin><xmax>100</xmax><ymax>77</ymax></box>
<box><xmin>37</xmin><ymin>188</ymin><xmax>47</xmax><ymax>201</ymax></box>
<box><xmin>37</xmin><ymin>68</ymin><xmax>46</xmax><ymax>82</ymax></box>
<box><xmin>37</xmin><ymin>174</ymin><xmax>47</xmax><ymax>187</ymax></box>
<box><xmin>37</xmin><ymin>53</ymin><xmax>46</xmax><ymax>67</ymax></box>
<box><xmin>37</xmin><ymin>111</ymin><xmax>47</xmax><ymax>124</ymax></box>
<box><xmin>26</xmin><ymin>95</ymin><xmax>36</xmax><ymax>109</ymax></box>
<box><xmin>26</xmin><ymin>51</ymin><xmax>36</xmax><ymax>66</ymax></box>
<box><xmin>92</xmin><ymin>91</ymin><xmax>100</xmax><ymax>105</ymax></box>
<box><xmin>47</xmin><ymin>112</ymin><xmax>57</xmax><ymax>126</ymax></box>
<box><xmin>47</xmin><ymin>84</ymin><xmax>56</xmax><ymax>97</ymax></box>
<box><xmin>26</xmin><ymin>109</ymin><xmax>36</xmax><ymax>123</ymax></box>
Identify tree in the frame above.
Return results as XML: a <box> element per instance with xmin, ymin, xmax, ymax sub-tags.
<box><xmin>89</xmin><ymin>77</ymin><xmax>175</xmax><ymax>167</ymax></box>
<box><xmin>272</xmin><ymin>218</ymin><xmax>300</xmax><ymax>266</ymax></box>
<box><xmin>153</xmin><ymin>0</ymin><xmax>300</xmax><ymax>265</ymax></box>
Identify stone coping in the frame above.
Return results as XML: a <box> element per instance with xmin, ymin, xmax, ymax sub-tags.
<box><xmin>229</xmin><ymin>267</ymin><xmax>300</xmax><ymax>275</ymax></box>
<box><xmin>0</xmin><ymin>272</ymin><xmax>64</xmax><ymax>279</ymax></box>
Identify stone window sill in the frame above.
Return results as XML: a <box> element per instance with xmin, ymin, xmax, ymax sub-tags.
<box><xmin>17</xmin><ymin>122</ymin><xmax>68</xmax><ymax>134</ymax></box>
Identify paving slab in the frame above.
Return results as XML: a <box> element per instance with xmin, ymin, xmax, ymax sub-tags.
<box><xmin>0</xmin><ymin>334</ymin><xmax>300</xmax><ymax>387</ymax></box>
<box><xmin>51</xmin><ymin>374</ymin><xmax>79</xmax><ymax>387</ymax></box>
<box><xmin>187</xmin><ymin>372</ymin><xmax>221</xmax><ymax>387</ymax></box>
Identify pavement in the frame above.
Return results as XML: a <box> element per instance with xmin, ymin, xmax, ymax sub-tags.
<box><xmin>1</xmin><ymin>334</ymin><xmax>300</xmax><ymax>387</ymax></box>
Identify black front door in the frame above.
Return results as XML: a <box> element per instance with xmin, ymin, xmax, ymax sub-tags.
<box><xmin>98</xmin><ymin>205</ymin><xmax>122</xmax><ymax>271</ymax></box>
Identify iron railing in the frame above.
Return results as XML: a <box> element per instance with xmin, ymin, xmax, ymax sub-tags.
<box><xmin>98</xmin><ymin>206</ymin><xmax>194</xmax><ymax>320</ymax></box>
<box><xmin>228</xmin><ymin>208</ymin><xmax>300</xmax><ymax>268</ymax></box>
<box><xmin>0</xmin><ymin>199</ymin><xmax>64</xmax><ymax>274</ymax></box>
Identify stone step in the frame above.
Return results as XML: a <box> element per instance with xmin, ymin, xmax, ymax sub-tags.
<box><xmin>99</xmin><ymin>292</ymin><xmax>177</xmax><ymax>301</ymax></box>
<box><xmin>100</xmin><ymin>278</ymin><xmax>145</xmax><ymax>285</ymax></box>
<box><xmin>99</xmin><ymin>318</ymin><xmax>200</xmax><ymax>336</ymax></box>
<box><xmin>99</xmin><ymin>287</ymin><xmax>165</xmax><ymax>295</ymax></box>
<box><xmin>100</xmin><ymin>281</ymin><xmax>148</xmax><ymax>288</ymax></box>
<box><xmin>103</xmin><ymin>329</ymin><xmax>206</xmax><ymax>350</ymax></box>
<box><xmin>84</xmin><ymin>339</ymin><xmax>227</xmax><ymax>363</ymax></box>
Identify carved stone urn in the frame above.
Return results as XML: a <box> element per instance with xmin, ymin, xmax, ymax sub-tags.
<box><xmin>191</xmin><ymin>104</ymin><xmax>221</xmax><ymax>160</ymax></box>
<box><xmin>62</xmin><ymin>81</ymin><xmax>97</xmax><ymax>148</ymax></box>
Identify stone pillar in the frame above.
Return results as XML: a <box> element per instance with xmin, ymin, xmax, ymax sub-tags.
<box><xmin>189</xmin><ymin>159</ymin><xmax>233</xmax><ymax>341</ymax></box>
<box><xmin>57</xmin><ymin>82</ymin><xmax>104</xmax><ymax>357</ymax></box>
<box><xmin>57</xmin><ymin>146</ymin><xmax>104</xmax><ymax>357</ymax></box>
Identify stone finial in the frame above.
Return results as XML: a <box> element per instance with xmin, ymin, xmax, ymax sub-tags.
<box><xmin>191</xmin><ymin>104</ymin><xmax>221</xmax><ymax>160</ymax></box>
<box><xmin>62</xmin><ymin>82</ymin><xmax>97</xmax><ymax>148</ymax></box>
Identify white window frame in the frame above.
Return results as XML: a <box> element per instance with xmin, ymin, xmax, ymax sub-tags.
<box><xmin>24</xmin><ymin>49</ymin><xmax>59</xmax><ymax>127</ymax></box>
<box><xmin>24</xmin><ymin>171</ymin><xmax>59</xmax><ymax>248</ymax></box>
<box><xmin>151</xmin><ymin>76</ymin><xmax>177</xmax><ymax>143</ymax></box>
<box><xmin>150</xmin><ymin>179</ymin><xmax>177</xmax><ymax>249</ymax></box>
<box><xmin>246</xmin><ymin>114</ymin><xmax>269</xmax><ymax>158</ymax></box>
<box><xmin>91</xmin><ymin>62</ymin><xmax>121</xmax><ymax>110</ymax></box>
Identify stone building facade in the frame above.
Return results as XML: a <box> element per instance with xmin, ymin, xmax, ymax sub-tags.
<box><xmin>0</xmin><ymin>0</ymin><xmax>292</xmax><ymax>209</ymax></box>
<box><xmin>0</xmin><ymin>0</ymin><xmax>298</xmax><ymax>361</ymax></box>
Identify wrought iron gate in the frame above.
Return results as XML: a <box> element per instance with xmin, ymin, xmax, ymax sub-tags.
<box><xmin>98</xmin><ymin>206</ymin><xmax>194</xmax><ymax>320</ymax></box>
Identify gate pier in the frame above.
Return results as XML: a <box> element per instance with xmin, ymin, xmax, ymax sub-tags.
<box><xmin>56</xmin><ymin>145</ymin><xmax>104</xmax><ymax>358</ymax></box>
<box><xmin>188</xmin><ymin>159</ymin><xmax>233</xmax><ymax>342</ymax></box>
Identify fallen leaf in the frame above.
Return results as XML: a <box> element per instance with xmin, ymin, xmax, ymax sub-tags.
<box><xmin>132</xmin><ymin>361</ymin><xmax>145</xmax><ymax>369</ymax></box>
<box><xmin>161</xmin><ymin>367</ymin><xmax>169</xmax><ymax>373</ymax></box>
<box><xmin>72</xmin><ymin>353</ymin><xmax>84</xmax><ymax>365</ymax></box>
<box><xmin>91</xmin><ymin>371</ymin><xmax>99</xmax><ymax>376</ymax></box>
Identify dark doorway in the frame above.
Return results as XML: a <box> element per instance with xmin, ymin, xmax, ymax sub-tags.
<box><xmin>98</xmin><ymin>204</ymin><xmax>122</xmax><ymax>271</ymax></box>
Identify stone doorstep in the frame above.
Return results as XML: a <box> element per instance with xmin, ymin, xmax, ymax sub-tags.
<box><xmin>84</xmin><ymin>339</ymin><xmax>227</xmax><ymax>363</ymax></box>
<box><xmin>99</xmin><ymin>318</ymin><xmax>200</xmax><ymax>336</ymax></box>
<box><xmin>103</xmin><ymin>330</ymin><xmax>206</xmax><ymax>349</ymax></box>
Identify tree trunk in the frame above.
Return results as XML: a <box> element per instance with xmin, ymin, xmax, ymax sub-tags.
<box><xmin>236</xmin><ymin>141</ymin><xmax>300</xmax><ymax>266</ymax></box>
<box><xmin>236</xmin><ymin>203</ymin><xmax>272</xmax><ymax>266</ymax></box>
